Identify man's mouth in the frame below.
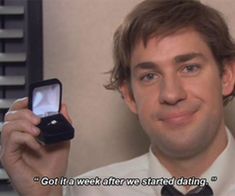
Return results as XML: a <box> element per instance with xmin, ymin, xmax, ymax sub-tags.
<box><xmin>160</xmin><ymin>112</ymin><xmax>195</xmax><ymax>126</ymax></box>
<box><xmin>157</xmin><ymin>108</ymin><xmax>199</xmax><ymax>127</ymax></box>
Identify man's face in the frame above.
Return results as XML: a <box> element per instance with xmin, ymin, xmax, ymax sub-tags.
<box><xmin>120</xmin><ymin>28</ymin><xmax>235</xmax><ymax>159</ymax></box>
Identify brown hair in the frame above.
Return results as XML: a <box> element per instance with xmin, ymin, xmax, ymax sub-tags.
<box><xmin>105</xmin><ymin>0</ymin><xmax>235</xmax><ymax>103</ymax></box>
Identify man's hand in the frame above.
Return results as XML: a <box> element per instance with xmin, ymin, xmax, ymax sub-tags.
<box><xmin>0</xmin><ymin>97</ymin><xmax>71</xmax><ymax>196</ymax></box>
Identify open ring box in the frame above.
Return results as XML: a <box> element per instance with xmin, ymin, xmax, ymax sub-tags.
<box><xmin>28</xmin><ymin>78</ymin><xmax>74</xmax><ymax>145</ymax></box>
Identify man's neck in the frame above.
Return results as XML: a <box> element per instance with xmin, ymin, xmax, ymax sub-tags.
<box><xmin>151</xmin><ymin>126</ymin><xmax>228</xmax><ymax>180</ymax></box>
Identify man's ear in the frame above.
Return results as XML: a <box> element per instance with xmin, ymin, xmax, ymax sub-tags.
<box><xmin>222</xmin><ymin>61</ymin><xmax>235</xmax><ymax>96</ymax></box>
<box><xmin>119</xmin><ymin>82</ymin><xmax>138</xmax><ymax>114</ymax></box>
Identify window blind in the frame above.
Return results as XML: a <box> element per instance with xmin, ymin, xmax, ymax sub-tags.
<box><xmin>0</xmin><ymin>0</ymin><xmax>43</xmax><ymax>182</ymax></box>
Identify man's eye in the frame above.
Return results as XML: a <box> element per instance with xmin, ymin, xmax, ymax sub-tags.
<box><xmin>182</xmin><ymin>64</ymin><xmax>201</xmax><ymax>74</ymax></box>
<box><xmin>141</xmin><ymin>73</ymin><xmax>159</xmax><ymax>82</ymax></box>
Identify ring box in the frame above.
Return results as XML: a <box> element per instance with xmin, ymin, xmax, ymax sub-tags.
<box><xmin>28</xmin><ymin>78</ymin><xmax>74</xmax><ymax>145</ymax></box>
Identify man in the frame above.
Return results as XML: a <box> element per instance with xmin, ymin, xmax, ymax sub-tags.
<box><xmin>1</xmin><ymin>0</ymin><xmax>235</xmax><ymax>195</ymax></box>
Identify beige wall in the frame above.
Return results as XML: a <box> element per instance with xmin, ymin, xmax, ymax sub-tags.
<box><xmin>43</xmin><ymin>0</ymin><xmax>235</xmax><ymax>176</ymax></box>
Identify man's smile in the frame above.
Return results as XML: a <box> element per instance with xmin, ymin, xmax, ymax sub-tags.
<box><xmin>159</xmin><ymin>111</ymin><xmax>196</xmax><ymax>126</ymax></box>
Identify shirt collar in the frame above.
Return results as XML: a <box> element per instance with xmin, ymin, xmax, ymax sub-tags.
<box><xmin>200</xmin><ymin>127</ymin><xmax>235</xmax><ymax>195</ymax></box>
<box><xmin>147</xmin><ymin>127</ymin><xmax>235</xmax><ymax>195</ymax></box>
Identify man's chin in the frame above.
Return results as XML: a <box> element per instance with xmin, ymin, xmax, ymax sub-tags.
<box><xmin>151</xmin><ymin>129</ymin><xmax>210</xmax><ymax>159</ymax></box>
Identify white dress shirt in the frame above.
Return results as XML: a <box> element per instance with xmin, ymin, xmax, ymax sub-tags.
<box><xmin>63</xmin><ymin>129</ymin><xmax>235</xmax><ymax>196</ymax></box>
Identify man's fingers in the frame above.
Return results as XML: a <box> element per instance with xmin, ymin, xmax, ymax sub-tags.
<box><xmin>1</xmin><ymin>131</ymin><xmax>41</xmax><ymax>167</ymax></box>
<box><xmin>4</xmin><ymin>109</ymin><xmax>40</xmax><ymax>125</ymax></box>
<box><xmin>9</xmin><ymin>97</ymin><xmax>28</xmax><ymax>111</ymax></box>
<box><xmin>11</xmin><ymin>132</ymin><xmax>41</xmax><ymax>152</ymax></box>
<box><xmin>2</xmin><ymin>120</ymin><xmax>40</xmax><ymax>140</ymax></box>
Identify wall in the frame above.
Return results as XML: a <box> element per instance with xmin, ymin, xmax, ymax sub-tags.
<box><xmin>43</xmin><ymin>0</ymin><xmax>235</xmax><ymax>176</ymax></box>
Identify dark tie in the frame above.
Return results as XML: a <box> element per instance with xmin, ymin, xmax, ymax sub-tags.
<box><xmin>161</xmin><ymin>185</ymin><xmax>213</xmax><ymax>196</ymax></box>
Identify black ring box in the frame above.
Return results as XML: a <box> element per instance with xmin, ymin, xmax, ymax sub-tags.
<box><xmin>28</xmin><ymin>78</ymin><xmax>74</xmax><ymax>145</ymax></box>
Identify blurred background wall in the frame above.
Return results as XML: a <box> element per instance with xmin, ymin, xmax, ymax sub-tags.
<box><xmin>43</xmin><ymin>0</ymin><xmax>235</xmax><ymax>176</ymax></box>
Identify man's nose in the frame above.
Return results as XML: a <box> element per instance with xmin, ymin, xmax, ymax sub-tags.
<box><xmin>159</xmin><ymin>75</ymin><xmax>187</xmax><ymax>105</ymax></box>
